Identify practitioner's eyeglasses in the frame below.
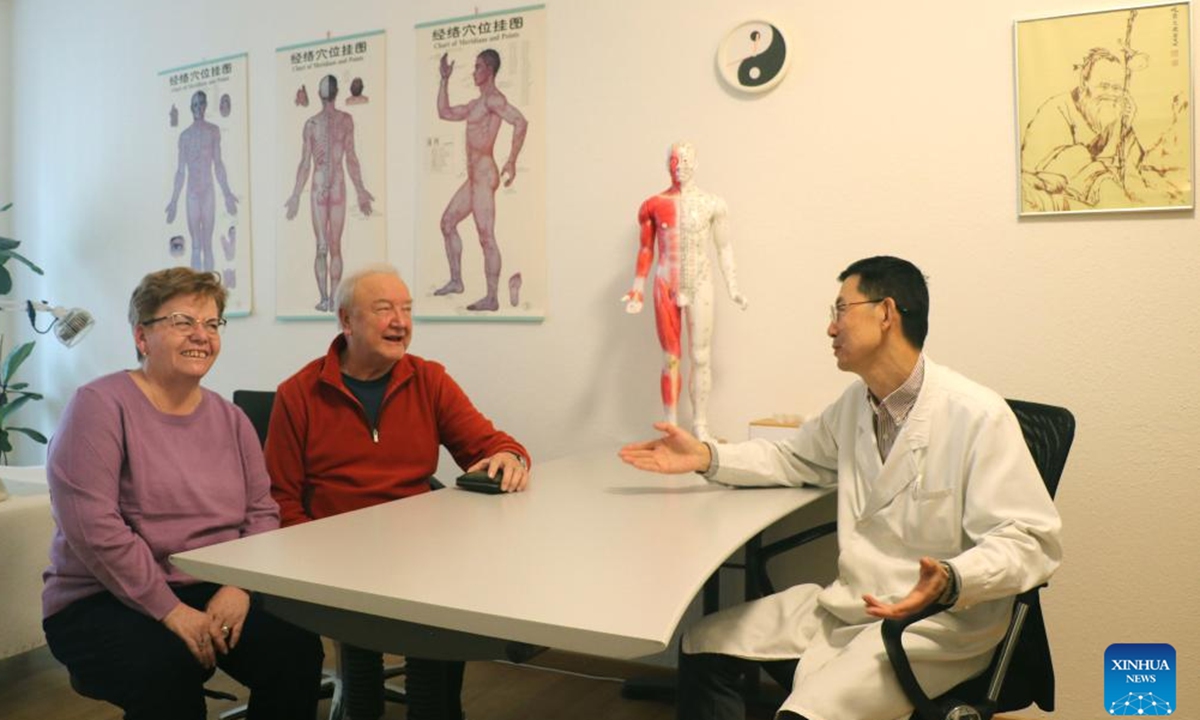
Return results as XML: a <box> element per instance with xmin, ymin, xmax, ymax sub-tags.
<box><xmin>829</xmin><ymin>299</ymin><xmax>884</xmax><ymax>323</ymax></box>
<box><xmin>142</xmin><ymin>312</ymin><xmax>227</xmax><ymax>335</ymax></box>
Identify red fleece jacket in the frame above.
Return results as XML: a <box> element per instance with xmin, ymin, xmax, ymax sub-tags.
<box><xmin>266</xmin><ymin>336</ymin><xmax>529</xmax><ymax>526</ymax></box>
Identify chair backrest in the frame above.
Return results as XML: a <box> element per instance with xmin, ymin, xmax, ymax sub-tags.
<box><xmin>232</xmin><ymin>390</ymin><xmax>276</xmax><ymax>448</ymax></box>
<box><xmin>888</xmin><ymin>399</ymin><xmax>1074</xmax><ymax>720</ymax></box>
<box><xmin>984</xmin><ymin>398</ymin><xmax>1074</xmax><ymax>713</ymax></box>
<box><xmin>1005</xmin><ymin>398</ymin><xmax>1075</xmax><ymax>500</ymax></box>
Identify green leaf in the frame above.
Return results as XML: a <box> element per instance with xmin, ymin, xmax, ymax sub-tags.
<box><xmin>0</xmin><ymin>237</ymin><xmax>19</xmax><ymax>251</ymax></box>
<box><xmin>7</xmin><ymin>382</ymin><xmax>27</xmax><ymax>391</ymax></box>
<box><xmin>6</xmin><ymin>426</ymin><xmax>47</xmax><ymax>444</ymax></box>
<box><xmin>6</xmin><ymin>250</ymin><xmax>43</xmax><ymax>275</ymax></box>
<box><xmin>0</xmin><ymin>266</ymin><xmax>10</xmax><ymax>295</ymax></box>
<box><xmin>0</xmin><ymin>432</ymin><xmax>12</xmax><ymax>454</ymax></box>
<box><xmin>0</xmin><ymin>202</ymin><xmax>11</xmax><ymax>212</ymax></box>
<box><xmin>0</xmin><ymin>393</ymin><xmax>34</xmax><ymax>421</ymax></box>
<box><xmin>2</xmin><ymin>341</ymin><xmax>35</xmax><ymax>384</ymax></box>
<box><xmin>10</xmin><ymin>390</ymin><xmax>43</xmax><ymax>401</ymax></box>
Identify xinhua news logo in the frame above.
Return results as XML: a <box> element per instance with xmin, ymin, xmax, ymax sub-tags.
<box><xmin>1105</xmin><ymin>643</ymin><xmax>1175</xmax><ymax>715</ymax></box>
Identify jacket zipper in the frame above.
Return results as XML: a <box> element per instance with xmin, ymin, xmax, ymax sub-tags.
<box><xmin>332</xmin><ymin>372</ymin><xmax>393</xmax><ymax>445</ymax></box>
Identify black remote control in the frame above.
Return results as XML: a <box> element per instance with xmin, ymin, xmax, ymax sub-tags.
<box><xmin>456</xmin><ymin>470</ymin><xmax>505</xmax><ymax>494</ymax></box>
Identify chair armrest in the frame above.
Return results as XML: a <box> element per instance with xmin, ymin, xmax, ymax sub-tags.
<box><xmin>753</xmin><ymin>521</ymin><xmax>837</xmax><ymax>597</ymax></box>
<box><xmin>881</xmin><ymin>601</ymin><xmax>954</xmax><ymax>720</ymax></box>
<box><xmin>982</xmin><ymin>587</ymin><xmax>1043</xmax><ymax>711</ymax></box>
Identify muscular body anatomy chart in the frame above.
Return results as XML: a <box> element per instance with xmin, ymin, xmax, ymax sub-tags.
<box><xmin>276</xmin><ymin>31</ymin><xmax>387</xmax><ymax>318</ymax></box>
<box><xmin>160</xmin><ymin>53</ymin><xmax>251</xmax><ymax>315</ymax></box>
<box><xmin>415</xmin><ymin>6</ymin><xmax>546</xmax><ymax>321</ymax></box>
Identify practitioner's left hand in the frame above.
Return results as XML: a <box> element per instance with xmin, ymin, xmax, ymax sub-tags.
<box><xmin>863</xmin><ymin>556</ymin><xmax>949</xmax><ymax>620</ymax></box>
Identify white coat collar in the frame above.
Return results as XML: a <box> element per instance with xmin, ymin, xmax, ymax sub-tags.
<box><xmin>855</xmin><ymin>359</ymin><xmax>939</xmax><ymax>519</ymax></box>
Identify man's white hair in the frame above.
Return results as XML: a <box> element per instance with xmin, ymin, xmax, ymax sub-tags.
<box><xmin>334</xmin><ymin>263</ymin><xmax>404</xmax><ymax>327</ymax></box>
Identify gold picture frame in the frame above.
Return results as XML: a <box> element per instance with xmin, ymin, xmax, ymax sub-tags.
<box><xmin>1015</xmin><ymin>2</ymin><xmax>1193</xmax><ymax>215</ymax></box>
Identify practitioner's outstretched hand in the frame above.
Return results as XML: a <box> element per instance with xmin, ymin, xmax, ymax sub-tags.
<box><xmin>619</xmin><ymin>422</ymin><xmax>712</xmax><ymax>475</ymax></box>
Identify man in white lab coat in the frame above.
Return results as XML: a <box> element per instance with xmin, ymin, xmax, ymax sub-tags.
<box><xmin>619</xmin><ymin>256</ymin><xmax>1062</xmax><ymax>720</ymax></box>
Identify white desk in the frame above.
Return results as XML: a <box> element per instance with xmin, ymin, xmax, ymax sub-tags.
<box><xmin>172</xmin><ymin>448</ymin><xmax>830</xmax><ymax>660</ymax></box>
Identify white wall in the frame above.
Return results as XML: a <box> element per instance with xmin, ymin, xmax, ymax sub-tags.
<box><xmin>9</xmin><ymin>0</ymin><xmax>1200</xmax><ymax>714</ymax></box>
<box><xmin>0</xmin><ymin>0</ymin><xmax>9</xmax><ymax>205</ymax></box>
<box><xmin>0</xmin><ymin>0</ymin><xmax>14</xmax><ymax>351</ymax></box>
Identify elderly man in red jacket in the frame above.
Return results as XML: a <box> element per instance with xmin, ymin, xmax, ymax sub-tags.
<box><xmin>266</xmin><ymin>262</ymin><xmax>530</xmax><ymax>720</ymax></box>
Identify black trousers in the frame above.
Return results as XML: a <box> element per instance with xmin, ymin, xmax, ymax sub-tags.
<box><xmin>676</xmin><ymin>647</ymin><xmax>804</xmax><ymax>720</ymax></box>
<box><xmin>44</xmin><ymin>583</ymin><xmax>324</xmax><ymax>720</ymax></box>
<box><xmin>341</xmin><ymin>642</ymin><xmax>465</xmax><ymax>720</ymax></box>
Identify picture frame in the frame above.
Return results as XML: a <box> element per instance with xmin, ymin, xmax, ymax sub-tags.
<box><xmin>274</xmin><ymin>30</ymin><xmax>389</xmax><ymax>320</ymax></box>
<box><xmin>1014</xmin><ymin>2</ymin><xmax>1193</xmax><ymax>216</ymax></box>
<box><xmin>413</xmin><ymin>5</ymin><xmax>547</xmax><ymax>322</ymax></box>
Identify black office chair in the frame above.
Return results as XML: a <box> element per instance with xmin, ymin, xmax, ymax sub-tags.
<box><xmin>753</xmin><ymin>398</ymin><xmax>1073</xmax><ymax>720</ymax></box>
<box><xmin>69</xmin><ymin>665</ymin><xmax>248</xmax><ymax>720</ymax></box>
<box><xmin>232</xmin><ymin>389</ymin><xmax>276</xmax><ymax>447</ymax></box>
<box><xmin>232</xmin><ymin>389</ymin><xmax>404</xmax><ymax>720</ymax></box>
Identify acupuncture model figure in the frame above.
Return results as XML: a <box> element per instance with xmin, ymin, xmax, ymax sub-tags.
<box><xmin>622</xmin><ymin>142</ymin><xmax>748</xmax><ymax>441</ymax></box>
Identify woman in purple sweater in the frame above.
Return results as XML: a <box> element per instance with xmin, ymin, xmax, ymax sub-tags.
<box><xmin>42</xmin><ymin>268</ymin><xmax>323</xmax><ymax>720</ymax></box>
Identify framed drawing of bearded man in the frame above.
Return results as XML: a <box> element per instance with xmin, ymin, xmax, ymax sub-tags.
<box><xmin>1015</xmin><ymin>3</ymin><xmax>1192</xmax><ymax>215</ymax></box>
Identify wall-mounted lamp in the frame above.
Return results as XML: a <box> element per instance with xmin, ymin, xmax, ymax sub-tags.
<box><xmin>0</xmin><ymin>300</ymin><xmax>95</xmax><ymax>348</ymax></box>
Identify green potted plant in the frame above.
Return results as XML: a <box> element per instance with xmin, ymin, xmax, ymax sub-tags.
<box><xmin>0</xmin><ymin>202</ymin><xmax>47</xmax><ymax>463</ymax></box>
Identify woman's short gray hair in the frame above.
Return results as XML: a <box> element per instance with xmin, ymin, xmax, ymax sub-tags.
<box><xmin>128</xmin><ymin>267</ymin><xmax>227</xmax><ymax>361</ymax></box>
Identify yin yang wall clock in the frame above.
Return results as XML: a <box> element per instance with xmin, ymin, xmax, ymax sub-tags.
<box><xmin>717</xmin><ymin>20</ymin><xmax>789</xmax><ymax>93</ymax></box>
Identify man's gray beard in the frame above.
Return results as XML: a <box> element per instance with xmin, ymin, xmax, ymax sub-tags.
<box><xmin>1081</xmin><ymin>93</ymin><xmax>1122</xmax><ymax>137</ymax></box>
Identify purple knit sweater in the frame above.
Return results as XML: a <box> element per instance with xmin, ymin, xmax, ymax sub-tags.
<box><xmin>42</xmin><ymin>372</ymin><xmax>278</xmax><ymax>620</ymax></box>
